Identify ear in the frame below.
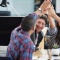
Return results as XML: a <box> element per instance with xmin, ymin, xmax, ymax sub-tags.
<box><xmin>31</xmin><ymin>26</ymin><xmax>36</xmax><ymax>31</ymax></box>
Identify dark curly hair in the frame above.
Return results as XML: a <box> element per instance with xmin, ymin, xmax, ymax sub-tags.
<box><xmin>38</xmin><ymin>14</ymin><xmax>48</xmax><ymax>26</ymax></box>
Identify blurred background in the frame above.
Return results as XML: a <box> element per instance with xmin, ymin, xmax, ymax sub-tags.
<box><xmin>0</xmin><ymin>0</ymin><xmax>59</xmax><ymax>17</ymax></box>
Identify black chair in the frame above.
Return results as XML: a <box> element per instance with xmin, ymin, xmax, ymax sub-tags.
<box><xmin>0</xmin><ymin>57</ymin><xmax>12</xmax><ymax>60</ymax></box>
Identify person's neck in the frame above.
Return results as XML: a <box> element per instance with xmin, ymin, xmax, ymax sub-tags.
<box><xmin>36</xmin><ymin>30</ymin><xmax>39</xmax><ymax>34</ymax></box>
<box><xmin>28</xmin><ymin>30</ymin><xmax>33</xmax><ymax>36</ymax></box>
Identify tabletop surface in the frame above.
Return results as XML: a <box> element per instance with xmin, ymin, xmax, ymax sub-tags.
<box><xmin>33</xmin><ymin>49</ymin><xmax>60</xmax><ymax>60</ymax></box>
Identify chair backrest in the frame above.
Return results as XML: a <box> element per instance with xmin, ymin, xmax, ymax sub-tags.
<box><xmin>0</xmin><ymin>57</ymin><xmax>12</xmax><ymax>60</ymax></box>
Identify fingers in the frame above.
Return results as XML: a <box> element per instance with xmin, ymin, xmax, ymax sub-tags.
<box><xmin>44</xmin><ymin>0</ymin><xmax>51</xmax><ymax>3</ymax></box>
<box><xmin>48</xmin><ymin>5</ymin><xmax>54</xmax><ymax>11</ymax></box>
<box><xmin>48</xmin><ymin>5</ymin><xmax>56</xmax><ymax>17</ymax></box>
<box><xmin>42</xmin><ymin>0</ymin><xmax>51</xmax><ymax>11</ymax></box>
<box><xmin>44</xmin><ymin>0</ymin><xmax>52</xmax><ymax>2</ymax></box>
<box><xmin>40</xmin><ymin>0</ymin><xmax>53</xmax><ymax>15</ymax></box>
<box><xmin>46</xmin><ymin>4</ymin><xmax>54</xmax><ymax>12</ymax></box>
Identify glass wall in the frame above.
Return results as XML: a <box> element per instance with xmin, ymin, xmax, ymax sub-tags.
<box><xmin>0</xmin><ymin>0</ymin><xmax>34</xmax><ymax>17</ymax></box>
<box><xmin>0</xmin><ymin>0</ymin><xmax>57</xmax><ymax>16</ymax></box>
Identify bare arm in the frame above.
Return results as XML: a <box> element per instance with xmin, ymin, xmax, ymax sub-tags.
<box><xmin>48</xmin><ymin>5</ymin><xmax>60</xmax><ymax>26</ymax></box>
<box><xmin>52</xmin><ymin>14</ymin><xmax>60</xmax><ymax>26</ymax></box>
<box><xmin>48</xmin><ymin>16</ymin><xmax>56</xmax><ymax>28</ymax></box>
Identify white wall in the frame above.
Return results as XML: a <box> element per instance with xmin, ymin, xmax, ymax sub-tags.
<box><xmin>12</xmin><ymin>0</ymin><xmax>34</xmax><ymax>16</ymax></box>
<box><xmin>56</xmin><ymin>0</ymin><xmax>60</xmax><ymax>13</ymax></box>
<box><xmin>0</xmin><ymin>0</ymin><xmax>34</xmax><ymax>16</ymax></box>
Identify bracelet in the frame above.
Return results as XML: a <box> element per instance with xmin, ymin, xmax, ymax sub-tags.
<box><xmin>38</xmin><ymin>8</ymin><xmax>42</xmax><ymax>13</ymax></box>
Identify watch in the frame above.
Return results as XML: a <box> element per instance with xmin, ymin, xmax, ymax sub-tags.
<box><xmin>38</xmin><ymin>8</ymin><xmax>42</xmax><ymax>13</ymax></box>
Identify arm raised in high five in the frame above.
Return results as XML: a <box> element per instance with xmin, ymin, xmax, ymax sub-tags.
<box><xmin>48</xmin><ymin>5</ymin><xmax>60</xmax><ymax>26</ymax></box>
<box><xmin>48</xmin><ymin>16</ymin><xmax>56</xmax><ymax>28</ymax></box>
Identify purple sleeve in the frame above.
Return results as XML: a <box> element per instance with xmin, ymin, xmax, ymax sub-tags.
<box><xmin>28</xmin><ymin>13</ymin><xmax>38</xmax><ymax>20</ymax></box>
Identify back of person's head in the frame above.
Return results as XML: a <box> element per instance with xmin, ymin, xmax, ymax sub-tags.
<box><xmin>21</xmin><ymin>14</ymin><xmax>37</xmax><ymax>32</ymax></box>
<box><xmin>38</xmin><ymin>14</ymin><xmax>48</xmax><ymax>26</ymax></box>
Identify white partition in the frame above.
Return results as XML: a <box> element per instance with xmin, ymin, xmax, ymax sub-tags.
<box><xmin>0</xmin><ymin>0</ymin><xmax>34</xmax><ymax>16</ymax></box>
<box><xmin>12</xmin><ymin>0</ymin><xmax>34</xmax><ymax>16</ymax></box>
<box><xmin>56</xmin><ymin>0</ymin><xmax>60</xmax><ymax>13</ymax></box>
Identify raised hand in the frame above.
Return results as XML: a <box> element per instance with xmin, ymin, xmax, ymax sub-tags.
<box><xmin>48</xmin><ymin>5</ymin><xmax>56</xmax><ymax>17</ymax></box>
<box><xmin>40</xmin><ymin>0</ymin><xmax>51</xmax><ymax>11</ymax></box>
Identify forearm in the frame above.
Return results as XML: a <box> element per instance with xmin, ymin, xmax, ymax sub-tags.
<box><xmin>48</xmin><ymin>17</ymin><xmax>56</xmax><ymax>28</ymax></box>
<box><xmin>52</xmin><ymin>14</ymin><xmax>60</xmax><ymax>26</ymax></box>
<box><xmin>34</xmin><ymin>8</ymin><xmax>42</xmax><ymax>16</ymax></box>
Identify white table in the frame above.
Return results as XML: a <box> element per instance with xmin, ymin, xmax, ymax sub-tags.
<box><xmin>0</xmin><ymin>46</ymin><xmax>7</xmax><ymax>57</ymax></box>
<box><xmin>32</xmin><ymin>49</ymin><xmax>60</xmax><ymax>60</ymax></box>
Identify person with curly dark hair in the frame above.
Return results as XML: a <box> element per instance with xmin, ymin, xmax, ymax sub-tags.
<box><xmin>47</xmin><ymin>5</ymin><xmax>60</xmax><ymax>48</ymax></box>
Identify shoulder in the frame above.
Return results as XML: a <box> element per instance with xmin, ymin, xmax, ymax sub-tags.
<box><xmin>12</xmin><ymin>26</ymin><xmax>21</xmax><ymax>34</ymax></box>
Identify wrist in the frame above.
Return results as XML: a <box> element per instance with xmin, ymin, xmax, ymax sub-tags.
<box><xmin>35</xmin><ymin>9</ymin><xmax>42</xmax><ymax>16</ymax></box>
<box><xmin>52</xmin><ymin>13</ymin><xmax>57</xmax><ymax>18</ymax></box>
<box><xmin>38</xmin><ymin>8</ymin><xmax>42</xmax><ymax>13</ymax></box>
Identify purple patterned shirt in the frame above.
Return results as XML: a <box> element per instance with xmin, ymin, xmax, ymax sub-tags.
<box><xmin>6</xmin><ymin>27</ymin><xmax>35</xmax><ymax>60</ymax></box>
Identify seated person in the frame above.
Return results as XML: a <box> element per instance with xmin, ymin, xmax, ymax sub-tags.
<box><xmin>47</xmin><ymin>5</ymin><xmax>60</xmax><ymax>48</ymax></box>
<box><xmin>31</xmin><ymin>14</ymin><xmax>48</xmax><ymax>50</ymax></box>
<box><xmin>6</xmin><ymin>14</ymin><xmax>37</xmax><ymax>60</ymax></box>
